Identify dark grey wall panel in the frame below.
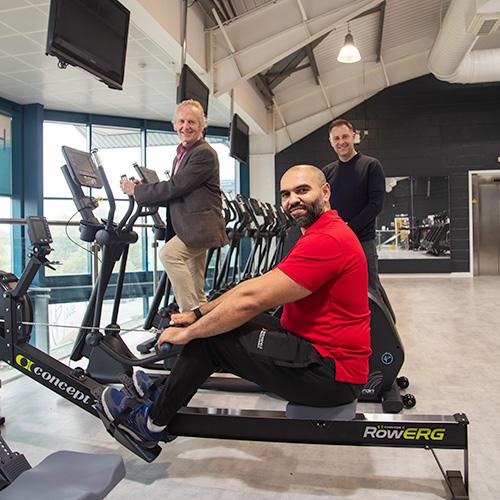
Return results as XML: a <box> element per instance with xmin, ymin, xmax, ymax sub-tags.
<box><xmin>275</xmin><ymin>75</ymin><xmax>500</xmax><ymax>273</ymax></box>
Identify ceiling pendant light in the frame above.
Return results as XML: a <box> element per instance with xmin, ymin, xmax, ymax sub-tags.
<box><xmin>337</xmin><ymin>24</ymin><xmax>361</xmax><ymax>64</ymax></box>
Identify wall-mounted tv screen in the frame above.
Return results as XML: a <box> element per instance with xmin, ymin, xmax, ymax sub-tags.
<box><xmin>46</xmin><ymin>0</ymin><xmax>130</xmax><ymax>91</ymax></box>
<box><xmin>229</xmin><ymin>114</ymin><xmax>249</xmax><ymax>164</ymax></box>
<box><xmin>177</xmin><ymin>64</ymin><xmax>210</xmax><ymax>117</ymax></box>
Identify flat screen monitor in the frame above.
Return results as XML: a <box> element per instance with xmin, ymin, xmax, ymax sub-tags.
<box><xmin>177</xmin><ymin>64</ymin><xmax>210</xmax><ymax>117</ymax></box>
<box><xmin>46</xmin><ymin>0</ymin><xmax>130</xmax><ymax>90</ymax></box>
<box><xmin>229</xmin><ymin>113</ymin><xmax>249</xmax><ymax>164</ymax></box>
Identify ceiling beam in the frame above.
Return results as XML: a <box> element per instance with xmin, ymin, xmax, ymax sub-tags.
<box><xmin>253</xmin><ymin>74</ymin><xmax>275</xmax><ymax>107</ymax></box>
<box><xmin>305</xmin><ymin>44</ymin><xmax>320</xmax><ymax>85</ymax></box>
<box><xmin>349</xmin><ymin>0</ymin><xmax>386</xmax><ymax>63</ymax></box>
<box><xmin>265</xmin><ymin>63</ymin><xmax>311</xmax><ymax>79</ymax></box>
<box><xmin>350</xmin><ymin>3</ymin><xmax>383</xmax><ymax>20</ymax></box>
<box><xmin>209</xmin><ymin>0</ymin><xmax>382</xmax><ymax>97</ymax></box>
<box><xmin>376</xmin><ymin>1</ymin><xmax>386</xmax><ymax>63</ymax></box>
<box><xmin>254</xmin><ymin>32</ymin><xmax>329</xmax><ymax>103</ymax></box>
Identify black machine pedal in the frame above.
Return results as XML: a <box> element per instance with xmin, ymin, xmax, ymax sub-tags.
<box><xmin>92</xmin><ymin>399</ymin><xmax>162</xmax><ymax>463</ymax></box>
<box><xmin>117</xmin><ymin>372</ymin><xmax>140</xmax><ymax>399</ymax></box>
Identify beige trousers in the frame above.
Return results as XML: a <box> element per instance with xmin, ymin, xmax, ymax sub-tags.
<box><xmin>159</xmin><ymin>235</ymin><xmax>208</xmax><ymax>312</ymax></box>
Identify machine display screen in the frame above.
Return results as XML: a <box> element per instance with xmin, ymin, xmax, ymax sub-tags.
<box><xmin>62</xmin><ymin>146</ymin><xmax>103</xmax><ymax>188</ymax></box>
<box><xmin>27</xmin><ymin>216</ymin><xmax>53</xmax><ymax>245</ymax></box>
<box><xmin>134</xmin><ymin>164</ymin><xmax>160</xmax><ymax>184</ymax></box>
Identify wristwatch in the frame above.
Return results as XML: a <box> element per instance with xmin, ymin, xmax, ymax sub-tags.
<box><xmin>191</xmin><ymin>307</ymin><xmax>203</xmax><ymax>320</ymax></box>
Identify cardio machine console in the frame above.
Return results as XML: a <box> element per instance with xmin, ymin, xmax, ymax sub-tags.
<box><xmin>133</xmin><ymin>163</ymin><xmax>160</xmax><ymax>184</ymax></box>
<box><xmin>26</xmin><ymin>216</ymin><xmax>53</xmax><ymax>246</ymax></box>
<box><xmin>62</xmin><ymin>146</ymin><xmax>103</xmax><ymax>189</ymax></box>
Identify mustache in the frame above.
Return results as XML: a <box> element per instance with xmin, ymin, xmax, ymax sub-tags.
<box><xmin>288</xmin><ymin>202</ymin><xmax>307</xmax><ymax>211</ymax></box>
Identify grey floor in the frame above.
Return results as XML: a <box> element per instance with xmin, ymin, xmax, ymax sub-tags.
<box><xmin>0</xmin><ymin>275</ymin><xmax>498</xmax><ymax>499</ymax></box>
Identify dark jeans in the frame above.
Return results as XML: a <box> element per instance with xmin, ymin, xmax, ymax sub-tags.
<box><xmin>149</xmin><ymin>314</ymin><xmax>363</xmax><ymax>427</ymax></box>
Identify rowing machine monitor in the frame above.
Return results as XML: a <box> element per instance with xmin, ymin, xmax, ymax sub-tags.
<box><xmin>26</xmin><ymin>216</ymin><xmax>53</xmax><ymax>246</ymax></box>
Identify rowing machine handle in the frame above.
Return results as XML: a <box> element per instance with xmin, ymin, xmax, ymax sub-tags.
<box><xmin>154</xmin><ymin>342</ymin><xmax>173</xmax><ymax>357</ymax></box>
<box><xmin>154</xmin><ymin>323</ymin><xmax>184</xmax><ymax>356</ymax></box>
<box><xmin>160</xmin><ymin>342</ymin><xmax>172</xmax><ymax>353</ymax></box>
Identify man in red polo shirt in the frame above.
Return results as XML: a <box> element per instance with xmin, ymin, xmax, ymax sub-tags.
<box><xmin>102</xmin><ymin>165</ymin><xmax>371</xmax><ymax>443</ymax></box>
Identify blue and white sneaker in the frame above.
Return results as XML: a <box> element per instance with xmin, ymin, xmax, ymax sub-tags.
<box><xmin>133</xmin><ymin>370</ymin><xmax>162</xmax><ymax>401</ymax></box>
<box><xmin>101</xmin><ymin>387</ymin><xmax>164</xmax><ymax>442</ymax></box>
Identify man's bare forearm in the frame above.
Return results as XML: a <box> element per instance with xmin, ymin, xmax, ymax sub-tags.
<box><xmin>158</xmin><ymin>269</ymin><xmax>311</xmax><ymax>348</ymax></box>
<box><xmin>184</xmin><ymin>283</ymin><xmax>272</xmax><ymax>340</ymax></box>
<box><xmin>198</xmin><ymin>285</ymin><xmax>238</xmax><ymax>315</ymax></box>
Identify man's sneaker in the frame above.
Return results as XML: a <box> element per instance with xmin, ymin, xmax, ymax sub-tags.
<box><xmin>101</xmin><ymin>387</ymin><xmax>164</xmax><ymax>442</ymax></box>
<box><xmin>133</xmin><ymin>370</ymin><xmax>162</xmax><ymax>401</ymax></box>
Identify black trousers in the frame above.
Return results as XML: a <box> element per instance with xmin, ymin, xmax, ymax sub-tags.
<box><xmin>360</xmin><ymin>238</ymin><xmax>383</xmax><ymax>294</ymax></box>
<box><xmin>149</xmin><ymin>313</ymin><xmax>363</xmax><ymax>427</ymax></box>
<box><xmin>360</xmin><ymin>238</ymin><xmax>396</xmax><ymax>319</ymax></box>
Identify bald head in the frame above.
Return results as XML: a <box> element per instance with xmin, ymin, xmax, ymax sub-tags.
<box><xmin>280</xmin><ymin>165</ymin><xmax>331</xmax><ymax>231</ymax></box>
<box><xmin>281</xmin><ymin>165</ymin><xmax>326</xmax><ymax>189</ymax></box>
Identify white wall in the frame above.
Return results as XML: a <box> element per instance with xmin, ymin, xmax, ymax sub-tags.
<box><xmin>249</xmin><ymin>154</ymin><xmax>276</xmax><ymax>204</ymax></box>
<box><xmin>248</xmin><ymin>114</ymin><xmax>276</xmax><ymax>203</ymax></box>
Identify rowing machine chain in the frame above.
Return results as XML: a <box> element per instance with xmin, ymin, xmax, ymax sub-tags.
<box><xmin>0</xmin><ymin>317</ymin><xmax>157</xmax><ymax>335</ymax></box>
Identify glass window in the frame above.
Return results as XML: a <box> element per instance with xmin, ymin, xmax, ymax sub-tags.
<box><xmin>43</xmin><ymin>199</ymin><xmax>91</xmax><ymax>276</ymax></box>
<box><xmin>146</xmin><ymin>130</ymin><xmax>177</xmax><ymax>180</ymax></box>
<box><xmin>48</xmin><ymin>297</ymin><xmax>145</xmax><ymax>356</ymax></box>
<box><xmin>91</xmin><ymin>125</ymin><xmax>142</xmax><ymax>204</ymax></box>
<box><xmin>48</xmin><ymin>301</ymin><xmax>90</xmax><ymax>356</ymax></box>
<box><xmin>378</xmin><ymin>176</ymin><xmax>450</xmax><ymax>258</ymax></box>
<box><xmin>212</xmin><ymin>142</ymin><xmax>237</xmax><ymax>195</ymax></box>
<box><xmin>145</xmin><ymin>130</ymin><xmax>236</xmax><ymax>193</ymax></box>
<box><xmin>0</xmin><ymin>196</ymin><xmax>12</xmax><ymax>272</ymax></box>
<box><xmin>43</xmin><ymin>122</ymin><xmax>87</xmax><ymax>199</ymax></box>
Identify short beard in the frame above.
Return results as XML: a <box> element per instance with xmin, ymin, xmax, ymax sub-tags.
<box><xmin>288</xmin><ymin>198</ymin><xmax>325</xmax><ymax>229</ymax></box>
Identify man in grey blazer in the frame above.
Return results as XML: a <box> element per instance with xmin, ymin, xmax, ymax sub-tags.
<box><xmin>120</xmin><ymin>100</ymin><xmax>228</xmax><ymax>312</ymax></box>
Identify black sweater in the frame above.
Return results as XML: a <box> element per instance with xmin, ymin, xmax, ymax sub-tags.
<box><xmin>322</xmin><ymin>153</ymin><xmax>385</xmax><ymax>241</ymax></box>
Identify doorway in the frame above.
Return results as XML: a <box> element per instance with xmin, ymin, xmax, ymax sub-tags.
<box><xmin>470</xmin><ymin>171</ymin><xmax>500</xmax><ymax>275</ymax></box>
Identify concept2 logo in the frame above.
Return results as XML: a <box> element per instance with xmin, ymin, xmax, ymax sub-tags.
<box><xmin>363</xmin><ymin>424</ymin><xmax>445</xmax><ymax>441</ymax></box>
<box><xmin>15</xmin><ymin>354</ymin><xmax>93</xmax><ymax>405</ymax></box>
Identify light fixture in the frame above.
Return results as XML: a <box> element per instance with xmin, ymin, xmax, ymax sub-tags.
<box><xmin>337</xmin><ymin>24</ymin><xmax>361</xmax><ymax>64</ymax></box>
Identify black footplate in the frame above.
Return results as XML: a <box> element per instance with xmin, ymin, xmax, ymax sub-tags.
<box><xmin>91</xmin><ymin>387</ymin><xmax>162</xmax><ymax>463</ymax></box>
<box><xmin>118</xmin><ymin>372</ymin><xmax>140</xmax><ymax>399</ymax></box>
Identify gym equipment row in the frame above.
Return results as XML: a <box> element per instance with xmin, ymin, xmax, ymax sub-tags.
<box><xmin>419</xmin><ymin>212</ymin><xmax>450</xmax><ymax>256</ymax></box>
<box><xmin>401</xmin><ymin>212</ymin><xmax>450</xmax><ymax>256</ymax></box>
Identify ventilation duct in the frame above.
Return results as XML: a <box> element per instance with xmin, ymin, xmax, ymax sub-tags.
<box><xmin>465</xmin><ymin>0</ymin><xmax>500</xmax><ymax>35</ymax></box>
<box><xmin>468</xmin><ymin>16</ymin><xmax>500</xmax><ymax>35</ymax></box>
<box><xmin>428</xmin><ymin>0</ymin><xmax>500</xmax><ymax>83</ymax></box>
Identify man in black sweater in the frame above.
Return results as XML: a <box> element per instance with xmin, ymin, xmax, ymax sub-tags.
<box><xmin>322</xmin><ymin>118</ymin><xmax>386</xmax><ymax>298</ymax></box>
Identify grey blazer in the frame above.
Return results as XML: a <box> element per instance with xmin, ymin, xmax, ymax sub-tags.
<box><xmin>134</xmin><ymin>139</ymin><xmax>229</xmax><ymax>249</ymax></box>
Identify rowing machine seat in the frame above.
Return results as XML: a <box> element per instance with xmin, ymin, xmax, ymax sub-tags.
<box><xmin>285</xmin><ymin>399</ymin><xmax>357</xmax><ymax>421</ymax></box>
